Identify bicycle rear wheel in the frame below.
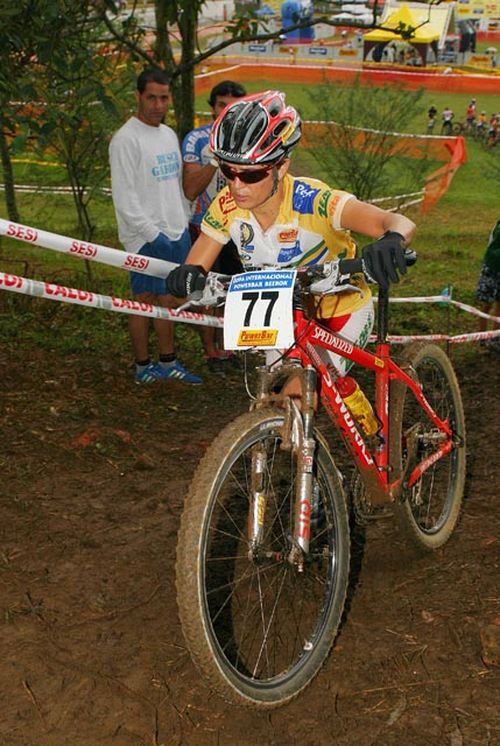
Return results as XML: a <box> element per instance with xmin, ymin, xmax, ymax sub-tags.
<box><xmin>390</xmin><ymin>344</ymin><xmax>466</xmax><ymax>551</ymax></box>
<box><xmin>176</xmin><ymin>408</ymin><xmax>349</xmax><ymax>708</ymax></box>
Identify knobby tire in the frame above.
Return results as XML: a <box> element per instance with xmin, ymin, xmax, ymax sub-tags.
<box><xmin>176</xmin><ymin>408</ymin><xmax>350</xmax><ymax>708</ymax></box>
<box><xmin>390</xmin><ymin>344</ymin><xmax>466</xmax><ymax>552</ymax></box>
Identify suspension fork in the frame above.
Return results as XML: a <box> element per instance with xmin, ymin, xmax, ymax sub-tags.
<box><xmin>289</xmin><ymin>366</ymin><xmax>318</xmax><ymax>569</ymax></box>
<box><xmin>247</xmin><ymin>365</ymin><xmax>318</xmax><ymax>568</ymax></box>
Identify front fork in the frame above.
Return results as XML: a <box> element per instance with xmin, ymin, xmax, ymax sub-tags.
<box><xmin>248</xmin><ymin>365</ymin><xmax>318</xmax><ymax>570</ymax></box>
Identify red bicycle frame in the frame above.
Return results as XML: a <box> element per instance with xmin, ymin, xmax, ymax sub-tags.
<box><xmin>286</xmin><ymin>292</ymin><xmax>454</xmax><ymax>505</ymax></box>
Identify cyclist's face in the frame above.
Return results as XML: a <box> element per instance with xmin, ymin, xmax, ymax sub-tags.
<box><xmin>136</xmin><ymin>82</ymin><xmax>170</xmax><ymax>127</ymax></box>
<box><xmin>225</xmin><ymin>160</ymin><xmax>289</xmax><ymax>209</ymax></box>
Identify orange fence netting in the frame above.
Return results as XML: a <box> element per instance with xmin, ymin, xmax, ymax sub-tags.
<box><xmin>301</xmin><ymin>122</ymin><xmax>467</xmax><ymax>213</ymax></box>
<box><xmin>195</xmin><ymin>65</ymin><xmax>471</xmax><ymax>212</ymax></box>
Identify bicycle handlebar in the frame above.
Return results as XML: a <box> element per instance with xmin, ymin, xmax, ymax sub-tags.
<box><xmin>339</xmin><ymin>249</ymin><xmax>417</xmax><ymax>277</ymax></box>
<box><xmin>178</xmin><ymin>249</ymin><xmax>417</xmax><ymax>310</ymax></box>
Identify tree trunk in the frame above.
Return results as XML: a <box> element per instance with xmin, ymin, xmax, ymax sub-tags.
<box><xmin>176</xmin><ymin>2</ymin><xmax>197</xmax><ymax>141</ymax></box>
<box><xmin>154</xmin><ymin>0</ymin><xmax>197</xmax><ymax>140</ymax></box>
<box><xmin>0</xmin><ymin>109</ymin><xmax>20</xmax><ymax>223</ymax></box>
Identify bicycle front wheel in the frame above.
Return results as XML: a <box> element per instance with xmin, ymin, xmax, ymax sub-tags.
<box><xmin>390</xmin><ymin>344</ymin><xmax>466</xmax><ymax>552</ymax></box>
<box><xmin>176</xmin><ymin>408</ymin><xmax>350</xmax><ymax>708</ymax></box>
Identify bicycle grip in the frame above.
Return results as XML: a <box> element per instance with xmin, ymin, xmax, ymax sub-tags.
<box><xmin>339</xmin><ymin>249</ymin><xmax>417</xmax><ymax>277</ymax></box>
<box><xmin>193</xmin><ymin>274</ymin><xmax>207</xmax><ymax>292</ymax></box>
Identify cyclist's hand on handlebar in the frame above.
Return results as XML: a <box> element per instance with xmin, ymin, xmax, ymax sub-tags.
<box><xmin>361</xmin><ymin>231</ymin><xmax>408</xmax><ymax>291</ymax></box>
<box><xmin>167</xmin><ymin>264</ymin><xmax>206</xmax><ymax>297</ymax></box>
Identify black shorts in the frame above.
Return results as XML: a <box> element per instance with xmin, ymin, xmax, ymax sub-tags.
<box><xmin>476</xmin><ymin>264</ymin><xmax>500</xmax><ymax>304</ymax></box>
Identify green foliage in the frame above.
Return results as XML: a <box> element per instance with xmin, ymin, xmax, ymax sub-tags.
<box><xmin>393</xmin><ymin>22</ymin><xmax>417</xmax><ymax>41</ymax></box>
<box><xmin>225</xmin><ymin>10</ymin><xmax>268</xmax><ymax>39</ymax></box>
<box><xmin>304</xmin><ymin>78</ymin><xmax>426</xmax><ymax>200</ymax></box>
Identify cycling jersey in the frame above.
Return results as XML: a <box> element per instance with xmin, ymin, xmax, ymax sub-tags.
<box><xmin>201</xmin><ymin>174</ymin><xmax>371</xmax><ymax>318</ymax></box>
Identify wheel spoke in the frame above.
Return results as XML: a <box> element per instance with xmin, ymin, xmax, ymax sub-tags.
<box><xmin>393</xmin><ymin>346</ymin><xmax>465</xmax><ymax>551</ymax></box>
<box><xmin>177</xmin><ymin>410</ymin><xmax>349</xmax><ymax>705</ymax></box>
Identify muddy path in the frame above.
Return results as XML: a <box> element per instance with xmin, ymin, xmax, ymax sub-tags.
<box><xmin>1</xmin><ymin>344</ymin><xmax>499</xmax><ymax>745</ymax></box>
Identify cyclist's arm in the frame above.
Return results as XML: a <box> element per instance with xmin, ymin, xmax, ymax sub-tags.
<box><xmin>184</xmin><ymin>232</ymin><xmax>225</xmax><ymax>272</ymax></box>
<box><xmin>340</xmin><ymin>198</ymin><xmax>416</xmax><ymax>244</ymax></box>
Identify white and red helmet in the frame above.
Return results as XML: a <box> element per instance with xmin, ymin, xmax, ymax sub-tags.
<box><xmin>209</xmin><ymin>90</ymin><xmax>301</xmax><ymax>165</ymax></box>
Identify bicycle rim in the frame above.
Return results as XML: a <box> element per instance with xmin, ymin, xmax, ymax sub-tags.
<box><xmin>392</xmin><ymin>344</ymin><xmax>466</xmax><ymax>550</ymax></box>
<box><xmin>177</xmin><ymin>410</ymin><xmax>349</xmax><ymax>707</ymax></box>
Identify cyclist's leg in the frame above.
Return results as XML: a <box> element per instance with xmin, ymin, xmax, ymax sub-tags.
<box><xmin>316</xmin><ymin>300</ymin><xmax>375</xmax><ymax>377</ymax></box>
<box><xmin>266</xmin><ymin>301</ymin><xmax>374</xmax><ymax>402</ymax></box>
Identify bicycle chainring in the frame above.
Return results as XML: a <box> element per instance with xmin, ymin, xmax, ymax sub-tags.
<box><xmin>350</xmin><ymin>471</ymin><xmax>393</xmax><ymax>525</ymax></box>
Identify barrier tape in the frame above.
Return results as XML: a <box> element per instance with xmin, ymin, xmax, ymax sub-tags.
<box><xmin>2</xmin><ymin>271</ymin><xmax>498</xmax><ymax>343</ymax></box>
<box><xmin>0</xmin><ymin>184</ymin><xmax>112</xmax><ymax>195</ymax></box>
<box><xmin>370</xmin><ymin>329</ymin><xmax>500</xmax><ymax>344</ymax></box>
<box><xmin>382</xmin><ymin>294</ymin><xmax>500</xmax><ymax>323</ymax></box>
<box><xmin>2</xmin><ymin>218</ymin><xmax>499</xmax><ymax>341</ymax></box>
<box><xmin>0</xmin><ymin>273</ymin><xmax>223</xmax><ymax>329</ymax></box>
<box><xmin>0</xmin><ymin>218</ymin><xmax>176</xmax><ymax>278</ymax></box>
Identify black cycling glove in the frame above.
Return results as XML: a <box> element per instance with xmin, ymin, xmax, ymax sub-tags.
<box><xmin>167</xmin><ymin>264</ymin><xmax>206</xmax><ymax>297</ymax></box>
<box><xmin>362</xmin><ymin>231</ymin><xmax>407</xmax><ymax>291</ymax></box>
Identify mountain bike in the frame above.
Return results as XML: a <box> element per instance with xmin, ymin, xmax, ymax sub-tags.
<box><xmin>175</xmin><ymin>254</ymin><xmax>466</xmax><ymax>709</ymax></box>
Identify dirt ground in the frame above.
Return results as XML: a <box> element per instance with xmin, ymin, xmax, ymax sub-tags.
<box><xmin>1</xmin><ymin>341</ymin><xmax>499</xmax><ymax>746</ymax></box>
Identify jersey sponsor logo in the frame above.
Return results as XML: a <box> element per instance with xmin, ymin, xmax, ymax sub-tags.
<box><xmin>328</xmin><ymin>194</ymin><xmax>343</xmax><ymax>218</ymax></box>
<box><xmin>240</xmin><ymin>222</ymin><xmax>254</xmax><ymax>247</ymax></box>
<box><xmin>182</xmin><ymin>125</ymin><xmax>210</xmax><ymax>154</ymax></box>
<box><xmin>240</xmin><ymin>251</ymin><xmax>253</xmax><ymax>263</ymax></box>
<box><xmin>183</xmin><ymin>153</ymin><xmax>199</xmax><ymax>163</ymax></box>
<box><xmin>292</xmin><ymin>181</ymin><xmax>320</xmax><ymax>215</ymax></box>
<box><xmin>277</xmin><ymin>242</ymin><xmax>302</xmax><ymax>263</ymax></box>
<box><xmin>318</xmin><ymin>190</ymin><xmax>332</xmax><ymax>218</ymax></box>
<box><xmin>219</xmin><ymin>192</ymin><xmax>237</xmax><ymax>215</ymax></box>
<box><xmin>278</xmin><ymin>228</ymin><xmax>298</xmax><ymax>243</ymax></box>
<box><xmin>203</xmin><ymin>212</ymin><xmax>225</xmax><ymax>232</ymax></box>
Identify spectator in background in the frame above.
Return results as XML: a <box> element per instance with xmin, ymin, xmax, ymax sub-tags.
<box><xmin>465</xmin><ymin>98</ymin><xmax>477</xmax><ymax>131</ymax></box>
<box><xmin>441</xmin><ymin>106</ymin><xmax>454</xmax><ymax>135</ymax></box>
<box><xmin>182</xmin><ymin>80</ymin><xmax>247</xmax><ymax>372</ymax></box>
<box><xmin>427</xmin><ymin>104</ymin><xmax>438</xmax><ymax>133</ymax></box>
<box><xmin>476</xmin><ymin>220</ymin><xmax>500</xmax><ymax>353</ymax></box>
<box><xmin>109</xmin><ymin>67</ymin><xmax>201</xmax><ymax>384</ymax></box>
<box><xmin>488</xmin><ymin>113</ymin><xmax>499</xmax><ymax>145</ymax></box>
<box><xmin>476</xmin><ymin>111</ymin><xmax>488</xmax><ymax>137</ymax></box>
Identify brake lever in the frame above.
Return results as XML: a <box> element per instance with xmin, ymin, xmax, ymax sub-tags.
<box><xmin>176</xmin><ymin>271</ymin><xmax>228</xmax><ymax>312</ymax></box>
<box><xmin>308</xmin><ymin>260</ymin><xmax>361</xmax><ymax>296</ymax></box>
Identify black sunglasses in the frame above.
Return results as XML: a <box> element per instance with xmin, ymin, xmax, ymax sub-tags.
<box><xmin>219</xmin><ymin>162</ymin><xmax>273</xmax><ymax>184</ymax></box>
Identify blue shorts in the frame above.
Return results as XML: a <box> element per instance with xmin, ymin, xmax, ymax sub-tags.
<box><xmin>130</xmin><ymin>230</ymin><xmax>191</xmax><ymax>296</ymax></box>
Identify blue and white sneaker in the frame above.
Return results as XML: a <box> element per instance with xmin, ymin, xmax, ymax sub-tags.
<box><xmin>135</xmin><ymin>361</ymin><xmax>202</xmax><ymax>384</ymax></box>
<box><xmin>135</xmin><ymin>362</ymin><xmax>168</xmax><ymax>384</ymax></box>
<box><xmin>159</xmin><ymin>360</ymin><xmax>202</xmax><ymax>384</ymax></box>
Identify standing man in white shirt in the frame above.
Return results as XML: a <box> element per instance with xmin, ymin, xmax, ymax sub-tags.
<box><xmin>109</xmin><ymin>67</ymin><xmax>201</xmax><ymax>384</ymax></box>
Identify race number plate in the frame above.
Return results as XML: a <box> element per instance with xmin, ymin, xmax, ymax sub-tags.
<box><xmin>223</xmin><ymin>270</ymin><xmax>296</xmax><ymax>350</ymax></box>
